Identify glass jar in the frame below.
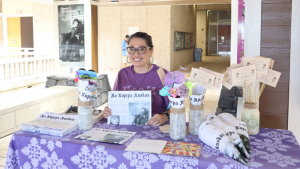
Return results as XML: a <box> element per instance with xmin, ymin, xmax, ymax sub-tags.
<box><xmin>78</xmin><ymin>105</ymin><xmax>93</xmax><ymax>130</ymax></box>
<box><xmin>170</xmin><ymin>111</ymin><xmax>186</xmax><ymax>140</ymax></box>
<box><xmin>241</xmin><ymin>103</ymin><xmax>259</xmax><ymax>135</ymax></box>
<box><xmin>189</xmin><ymin>106</ymin><xmax>204</xmax><ymax>135</ymax></box>
<box><xmin>168</xmin><ymin>96</ymin><xmax>186</xmax><ymax>140</ymax></box>
<box><xmin>188</xmin><ymin>94</ymin><xmax>204</xmax><ymax>135</ymax></box>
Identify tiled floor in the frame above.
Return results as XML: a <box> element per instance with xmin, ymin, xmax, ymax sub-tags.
<box><xmin>0</xmin><ymin>55</ymin><xmax>230</xmax><ymax>167</ymax></box>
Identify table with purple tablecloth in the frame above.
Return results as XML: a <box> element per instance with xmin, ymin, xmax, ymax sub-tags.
<box><xmin>5</xmin><ymin>119</ymin><xmax>300</xmax><ymax>169</ymax></box>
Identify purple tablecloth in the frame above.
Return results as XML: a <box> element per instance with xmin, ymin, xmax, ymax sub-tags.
<box><xmin>5</xmin><ymin>119</ymin><xmax>300</xmax><ymax>169</ymax></box>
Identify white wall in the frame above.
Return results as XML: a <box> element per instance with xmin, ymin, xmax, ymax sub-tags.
<box><xmin>230</xmin><ymin>0</ymin><xmax>238</xmax><ymax>65</ymax></box>
<box><xmin>289</xmin><ymin>0</ymin><xmax>300</xmax><ymax>142</ymax></box>
<box><xmin>196</xmin><ymin>10</ymin><xmax>206</xmax><ymax>56</ymax></box>
<box><xmin>244</xmin><ymin>0</ymin><xmax>261</xmax><ymax>57</ymax></box>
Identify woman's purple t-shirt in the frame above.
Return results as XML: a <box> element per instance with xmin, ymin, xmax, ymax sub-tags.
<box><xmin>113</xmin><ymin>64</ymin><xmax>169</xmax><ymax>116</ymax></box>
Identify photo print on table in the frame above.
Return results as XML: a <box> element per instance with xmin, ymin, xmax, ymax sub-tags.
<box><xmin>99</xmin><ymin>134</ymin><xmax>130</xmax><ymax>144</ymax></box>
<box><xmin>129</xmin><ymin>103</ymin><xmax>151</xmax><ymax>125</ymax></box>
<box><xmin>110</xmin><ymin>115</ymin><xmax>120</xmax><ymax>125</ymax></box>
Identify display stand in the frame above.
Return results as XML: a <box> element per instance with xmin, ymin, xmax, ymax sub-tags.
<box><xmin>53</xmin><ymin>0</ymin><xmax>99</xmax><ymax>77</ymax></box>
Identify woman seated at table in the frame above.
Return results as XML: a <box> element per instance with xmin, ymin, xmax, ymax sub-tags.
<box><xmin>102</xmin><ymin>32</ymin><xmax>170</xmax><ymax>127</ymax></box>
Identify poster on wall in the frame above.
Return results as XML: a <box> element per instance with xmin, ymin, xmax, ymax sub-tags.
<box><xmin>237</xmin><ymin>0</ymin><xmax>245</xmax><ymax>63</ymax></box>
<box><xmin>58</xmin><ymin>4</ymin><xmax>85</xmax><ymax>67</ymax></box>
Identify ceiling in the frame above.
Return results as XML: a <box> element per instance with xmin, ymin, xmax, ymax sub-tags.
<box><xmin>196</xmin><ymin>4</ymin><xmax>231</xmax><ymax>11</ymax></box>
<box><xmin>52</xmin><ymin>0</ymin><xmax>231</xmax><ymax>7</ymax></box>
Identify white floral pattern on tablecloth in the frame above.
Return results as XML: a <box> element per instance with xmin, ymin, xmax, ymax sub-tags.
<box><xmin>41</xmin><ymin>151</ymin><xmax>68</xmax><ymax>169</ymax></box>
<box><xmin>5</xmin><ymin>147</ymin><xmax>20</xmax><ymax>169</ymax></box>
<box><xmin>142</xmin><ymin>129</ymin><xmax>168</xmax><ymax>139</ymax></box>
<box><xmin>158</xmin><ymin>154</ymin><xmax>198</xmax><ymax>169</ymax></box>
<box><xmin>251</xmin><ymin>138</ymin><xmax>290</xmax><ymax>152</ymax></box>
<box><xmin>259</xmin><ymin>131</ymin><xmax>290</xmax><ymax>141</ymax></box>
<box><xmin>71</xmin><ymin>145</ymin><xmax>116</xmax><ymax>169</ymax></box>
<box><xmin>123</xmin><ymin>151</ymin><xmax>159</xmax><ymax>169</ymax></box>
<box><xmin>41</xmin><ymin>139</ymin><xmax>62</xmax><ymax>152</ymax></box>
<box><xmin>206</xmin><ymin>163</ymin><xmax>218</xmax><ymax>169</ymax></box>
<box><xmin>21</xmin><ymin>137</ymin><xmax>48</xmax><ymax>168</ymax></box>
<box><xmin>259</xmin><ymin>152</ymin><xmax>300</xmax><ymax>168</ymax></box>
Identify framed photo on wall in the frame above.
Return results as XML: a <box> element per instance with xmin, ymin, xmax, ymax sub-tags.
<box><xmin>58</xmin><ymin>4</ymin><xmax>85</xmax><ymax>67</ymax></box>
<box><xmin>174</xmin><ymin>31</ymin><xmax>194</xmax><ymax>51</ymax></box>
<box><xmin>175</xmin><ymin>32</ymin><xmax>185</xmax><ymax>51</ymax></box>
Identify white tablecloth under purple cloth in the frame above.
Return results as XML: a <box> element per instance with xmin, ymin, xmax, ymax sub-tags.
<box><xmin>4</xmin><ymin>119</ymin><xmax>300</xmax><ymax>169</ymax></box>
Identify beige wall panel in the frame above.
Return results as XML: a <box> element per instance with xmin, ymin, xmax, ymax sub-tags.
<box><xmin>122</xmin><ymin>6</ymin><xmax>147</xmax><ymax>38</ymax></box>
<box><xmin>146</xmin><ymin>5</ymin><xmax>171</xmax><ymax>71</ymax></box>
<box><xmin>99</xmin><ymin>7</ymin><xmax>122</xmax><ymax>71</ymax></box>
<box><xmin>3</xmin><ymin>0</ymin><xmax>34</xmax><ymax>15</ymax></box>
<box><xmin>0</xmin><ymin>18</ymin><xmax>4</xmax><ymax>47</ymax></box>
<box><xmin>196</xmin><ymin>10</ymin><xmax>206</xmax><ymax>57</ymax></box>
<box><xmin>170</xmin><ymin>5</ymin><xmax>197</xmax><ymax>71</ymax></box>
<box><xmin>33</xmin><ymin>3</ymin><xmax>54</xmax><ymax>54</ymax></box>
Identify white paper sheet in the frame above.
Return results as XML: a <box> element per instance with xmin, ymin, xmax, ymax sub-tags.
<box><xmin>125</xmin><ymin>139</ymin><xmax>168</xmax><ymax>154</ymax></box>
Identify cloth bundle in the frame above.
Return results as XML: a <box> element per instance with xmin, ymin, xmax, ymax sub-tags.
<box><xmin>218</xmin><ymin>113</ymin><xmax>251</xmax><ymax>154</ymax></box>
<box><xmin>198</xmin><ymin>114</ymin><xmax>252</xmax><ymax>166</ymax></box>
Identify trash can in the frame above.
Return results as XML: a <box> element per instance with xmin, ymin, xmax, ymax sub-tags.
<box><xmin>194</xmin><ymin>48</ymin><xmax>202</xmax><ymax>62</ymax></box>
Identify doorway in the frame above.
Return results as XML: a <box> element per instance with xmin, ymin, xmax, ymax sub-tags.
<box><xmin>207</xmin><ymin>10</ymin><xmax>231</xmax><ymax>56</ymax></box>
<box><xmin>7</xmin><ymin>16</ymin><xmax>34</xmax><ymax>49</ymax></box>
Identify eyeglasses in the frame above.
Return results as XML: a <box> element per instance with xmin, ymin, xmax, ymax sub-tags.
<box><xmin>127</xmin><ymin>47</ymin><xmax>151</xmax><ymax>55</ymax></box>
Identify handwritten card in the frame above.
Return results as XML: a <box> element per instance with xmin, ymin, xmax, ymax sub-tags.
<box><xmin>254</xmin><ymin>56</ymin><xmax>274</xmax><ymax>69</ymax></box>
<box><xmin>258</xmin><ymin>69</ymin><xmax>281</xmax><ymax>87</ymax></box>
<box><xmin>230</xmin><ymin>64</ymin><xmax>257</xmax><ymax>85</ymax></box>
<box><xmin>199</xmin><ymin>67</ymin><xmax>224</xmax><ymax>88</ymax></box>
<box><xmin>243</xmin><ymin>57</ymin><xmax>271</xmax><ymax>76</ymax></box>
<box><xmin>222</xmin><ymin>70</ymin><xmax>233</xmax><ymax>90</ymax></box>
<box><xmin>190</xmin><ymin>68</ymin><xmax>216</xmax><ymax>89</ymax></box>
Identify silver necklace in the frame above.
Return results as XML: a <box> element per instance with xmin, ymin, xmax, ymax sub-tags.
<box><xmin>133</xmin><ymin>64</ymin><xmax>151</xmax><ymax>90</ymax></box>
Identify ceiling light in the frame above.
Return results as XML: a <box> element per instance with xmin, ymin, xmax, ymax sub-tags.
<box><xmin>111</xmin><ymin>0</ymin><xmax>119</xmax><ymax>3</ymax></box>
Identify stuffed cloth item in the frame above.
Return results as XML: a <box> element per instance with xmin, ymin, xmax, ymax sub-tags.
<box><xmin>198</xmin><ymin>121</ymin><xmax>249</xmax><ymax>166</ymax></box>
<box><xmin>217</xmin><ymin>113</ymin><xmax>252</xmax><ymax>155</ymax></box>
<box><xmin>206</xmin><ymin>115</ymin><xmax>251</xmax><ymax>160</ymax></box>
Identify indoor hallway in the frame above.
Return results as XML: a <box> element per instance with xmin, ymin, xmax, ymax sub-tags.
<box><xmin>0</xmin><ymin>55</ymin><xmax>230</xmax><ymax>166</ymax></box>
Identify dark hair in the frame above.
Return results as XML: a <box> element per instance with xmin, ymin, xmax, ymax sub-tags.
<box><xmin>125</xmin><ymin>35</ymin><xmax>129</xmax><ymax>38</ymax></box>
<box><xmin>73</xmin><ymin>19</ymin><xmax>81</xmax><ymax>25</ymax></box>
<box><xmin>128</xmin><ymin>32</ymin><xmax>154</xmax><ymax>49</ymax></box>
<box><xmin>141</xmin><ymin>107</ymin><xmax>148</xmax><ymax>115</ymax></box>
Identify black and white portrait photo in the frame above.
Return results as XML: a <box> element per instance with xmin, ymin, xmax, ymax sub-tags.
<box><xmin>99</xmin><ymin>134</ymin><xmax>130</xmax><ymax>144</ymax></box>
<box><xmin>110</xmin><ymin>115</ymin><xmax>120</xmax><ymax>125</ymax></box>
<box><xmin>58</xmin><ymin>5</ymin><xmax>85</xmax><ymax>67</ymax></box>
<box><xmin>129</xmin><ymin>103</ymin><xmax>150</xmax><ymax>125</ymax></box>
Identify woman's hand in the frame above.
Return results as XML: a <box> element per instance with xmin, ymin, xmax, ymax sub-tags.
<box><xmin>102</xmin><ymin>106</ymin><xmax>112</xmax><ymax>119</ymax></box>
<box><xmin>146</xmin><ymin>114</ymin><xmax>167</xmax><ymax>127</ymax></box>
